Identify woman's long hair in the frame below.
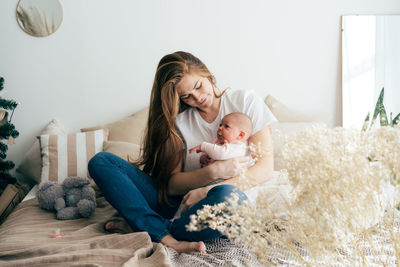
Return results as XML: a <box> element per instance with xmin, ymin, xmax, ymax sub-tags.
<box><xmin>136</xmin><ymin>51</ymin><xmax>217</xmax><ymax>206</ymax></box>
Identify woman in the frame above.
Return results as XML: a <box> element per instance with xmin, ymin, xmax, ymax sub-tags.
<box><xmin>88</xmin><ymin>51</ymin><xmax>276</xmax><ymax>254</ymax></box>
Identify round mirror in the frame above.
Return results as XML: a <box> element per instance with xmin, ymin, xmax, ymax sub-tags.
<box><xmin>16</xmin><ymin>0</ymin><xmax>63</xmax><ymax>38</ymax></box>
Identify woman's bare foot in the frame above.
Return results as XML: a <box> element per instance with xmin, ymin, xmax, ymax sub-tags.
<box><xmin>104</xmin><ymin>219</ymin><xmax>133</xmax><ymax>234</ymax></box>
<box><xmin>161</xmin><ymin>234</ymin><xmax>206</xmax><ymax>254</ymax></box>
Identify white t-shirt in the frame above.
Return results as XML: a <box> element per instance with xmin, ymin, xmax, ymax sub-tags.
<box><xmin>176</xmin><ymin>89</ymin><xmax>277</xmax><ymax>172</ymax></box>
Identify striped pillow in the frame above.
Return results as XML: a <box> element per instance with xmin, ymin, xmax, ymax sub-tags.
<box><xmin>38</xmin><ymin>129</ymin><xmax>108</xmax><ymax>183</ymax></box>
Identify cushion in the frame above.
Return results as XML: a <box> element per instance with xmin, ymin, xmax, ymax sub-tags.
<box><xmin>16</xmin><ymin>119</ymin><xmax>66</xmax><ymax>184</ymax></box>
<box><xmin>264</xmin><ymin>95</ymin><xmax>328</xmax><ymax>170</ymax></box>
<box><xmin>265</xmin><ymin>95</ymin><xmax>327</xmax><ymax>122</ymax></box>
<box><xmin>38</xmin><ymin>129</ymin><xmax>108</xmax><ymax>184</ymax></box>
<box><xmin>271</xmin><ymin>122</ymin><xmax>325</xmax><ymax>170</ymax></box>
<box><xmin>81</xmin><ymin>107</ymin><xmax>148</xmax><ymax>146</ymax></box>
<box><xmin>244</xmin><ymin>171</ymin><xmax>292</xmax><ymax>218</ymax></box>
<box><xmin>103</xmin><ymin>141</ymin><xmax>141</xmax><ymax>162</ymax></box>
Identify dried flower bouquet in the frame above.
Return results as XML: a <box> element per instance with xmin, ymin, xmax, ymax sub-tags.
<box><xmin>187</xmin><ymin>126</ymin><xmax>400</xmax><ymax>266</ymax></box>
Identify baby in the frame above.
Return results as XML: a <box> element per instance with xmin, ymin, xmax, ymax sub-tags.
<box><xmin>172</xmin><ymin>112</ymin><xmax>253</xmax><ymax>221</ymax></box>
<box><xmin>189</xmin><ymin>112</ymin><xmax>253</xmax><ymax>165</ymax></box>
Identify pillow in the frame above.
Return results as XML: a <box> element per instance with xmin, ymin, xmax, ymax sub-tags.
<box><xmin>81</xmin><ymin>107</ymin><xmax>148</xmax><ymax>145</ymax></box>
<box><xmin>38</xmin><ymin>129</ymin><xmax>108</xmax><ymax>184</ymax></box>
<box><xmin>244</xmin><ymin>171</ymin><xmax>292</xmax><ymax>218</ymax></box>
<box><xmin>16</xmin><ymin>119</ymin><xmax>66</xmax><ymax>184</ymax></box>
<box><xmin>265</xmin><ymin>95</ymin><xmax>327</xmax><ymax>122</ymax></box>
<box><xmin>271</xmin><ymin>122</ymin><xmax>325</xmax><ymax>170</ymax></box>
<box><xmin>103</xmin><ymin>141</ymin><xmax>141</xmax><ymax>162</ymax></box>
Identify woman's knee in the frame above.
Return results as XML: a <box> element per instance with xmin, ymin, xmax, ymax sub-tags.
<box><xmin>88</xmin><ymin>152</ymin><xmax>113</xmax><ymax>169</ymax></box>
<box><xmin>88</xmin><ymin>152</ymin><xmax>121</xmax><ymax>179</ymax></box>
<box><xmin>207</xmin><ymin>184</ymin><xmax>247</xmax><ymax>203</ymax></box>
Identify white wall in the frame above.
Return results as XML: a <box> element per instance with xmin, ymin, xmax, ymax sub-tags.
<box><xmin>0</xmin><ymin>0</ymin><xmax>399</xmax><ymax>167</ymax></box>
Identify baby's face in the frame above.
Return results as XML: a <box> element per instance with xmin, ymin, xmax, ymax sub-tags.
<box><xmin>217</xmin><ymin>116</ymin><xmax>242</xmax><ymax>144</ymax></box>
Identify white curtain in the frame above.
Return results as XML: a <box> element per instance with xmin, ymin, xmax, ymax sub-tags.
<box><xmin>375</xmin><ymin>16</ymin><xmax>400</xmax><ymax>121</ymax></box>
<box><xmin>342</xmin><ymin>16</ymin><xmax>400</xmax><ymax>128</ymax></box>
<box><xmin>342</xmin><ymin>16</ymin><xmax>375</xmax><ymax>128</ymax></box>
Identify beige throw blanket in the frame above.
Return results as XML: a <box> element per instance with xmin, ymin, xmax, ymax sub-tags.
<box><xmin>0</xmin><ymin>197</ymin><xmax>171</xmax><ymax>266</ymax></box>
<box><xmin>2</xmin><ymin>193</ymin><xmax>399</xmax><ymax>266</ymax></box>
<box><xmin>0</xmin><ymin>196</ymin><xmax>261</xmax><ymax>267</ymax></box>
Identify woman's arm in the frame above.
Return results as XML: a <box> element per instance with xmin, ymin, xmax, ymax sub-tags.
<box><xmin>167</xmin><ymin>164</ymin><xmax>214</xmax><ymax>195</ymax></box>
<box><xmin>245</xmin><ymin>124</ymin><xmax>275</xmax><ymax>183</ymax></box>
<box><xmin>208</xmin><ymin>124</ymin><xmax>274</xmax><ymax>188</ymax></box>
<box><xmin>168</xmin><ymin>153</ymin><xmax>250</xmax><ymax>195</ymax></box>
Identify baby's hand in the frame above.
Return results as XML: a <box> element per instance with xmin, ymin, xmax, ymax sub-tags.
<box><xmin>189</xmin><ymin>145</ymin><xmax>202</xmax><ymax>154</ymax></box>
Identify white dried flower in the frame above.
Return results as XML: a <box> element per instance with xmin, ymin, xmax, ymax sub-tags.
<box><xmin>187</xmin><ymin>126</ymin><xmax>400</xmax><ymax>265</ymax></box>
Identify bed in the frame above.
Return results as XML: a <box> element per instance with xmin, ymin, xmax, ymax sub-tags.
<box><xmin>0</xmin><ymin>95</ymin><xmax>338</xmax><ymax>266</ymax></box>
<box><xmin>2</xmin><ymin>185</ymin><xmax>400</xmax><ymax>266</ymax></box>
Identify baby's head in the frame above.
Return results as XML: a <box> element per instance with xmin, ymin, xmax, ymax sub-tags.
<box><xmin>217</xmin><ymin>112</ymin><xmax>253</xmax><ymax>144</ymax></box>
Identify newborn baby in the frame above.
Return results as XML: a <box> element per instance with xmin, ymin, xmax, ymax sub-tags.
<box><xmin>189</xmin><ymin>112</ymin><xmax>253</xmax><ymax>165</ymax></box>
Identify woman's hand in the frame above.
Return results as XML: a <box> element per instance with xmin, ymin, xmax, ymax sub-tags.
<box><xmin>200</xmin><ymin>154</ymin><xmax>214</xmax><ymax>165</ymax></box>
<box><xmin>182</xmin><ymin>186</ymin><xmax>209</xmax><ymax>210</ymax></box>
<box><xmin>208</xmin><ymin>156</ymin><xmax>250</xmax><ymax>180</ymax></box>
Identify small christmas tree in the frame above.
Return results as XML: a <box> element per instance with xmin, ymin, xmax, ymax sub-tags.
<box><xmin>0</xmin><ymin>77</ymin><xmax>19</xmax><ymax>195</ymax></box>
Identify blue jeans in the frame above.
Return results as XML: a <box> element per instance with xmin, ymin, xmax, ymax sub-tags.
<box><xmin>88</xmin><ymin>152</ymin><xmax>247</xmax><ymax>242</ymax></box>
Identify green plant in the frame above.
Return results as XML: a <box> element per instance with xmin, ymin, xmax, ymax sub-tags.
<box><xmin>362</xmin><ymin>88</ymin><xmax>400</xmax><ymax>131</ymax></box>
<box><xmin>0</xmin><ymin>77</ymin><xmax>19</xmax><ymax>195</ymax></box>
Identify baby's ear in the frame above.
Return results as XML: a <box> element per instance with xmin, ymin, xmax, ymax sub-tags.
<box><xmin>238</xmin><ymin>131</ymin><xmax>246</xmax><ymax>140</ymax></box>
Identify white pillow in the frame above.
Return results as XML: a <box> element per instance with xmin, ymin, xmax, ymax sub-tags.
<box><xmin>38</xmin><ymin>129</ymin><xmax>108</xmax><ymax>184</ymax></box>
<box><xmin>263</xmin><ymin>95</ymin><xmax>327</xmax><ymax>170</ymax></box>
<box><xmin>244</xmin><ymin>171</ymin><xmax>292</xmax><ymax>218</ymax></box>
<box><xmin>265</xmin><ymin>95</ymin><xmax>327</xmax><ymax>122</ymax></box>
<box><xmin>16</xmin><ymin>120</ymin><xmax>65</xmax><ymax>184</ymax></box>
<box><xmin>271</xmin><ymin>122</ymin><xmax>325</xmax><ymax>170</ymax></box>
